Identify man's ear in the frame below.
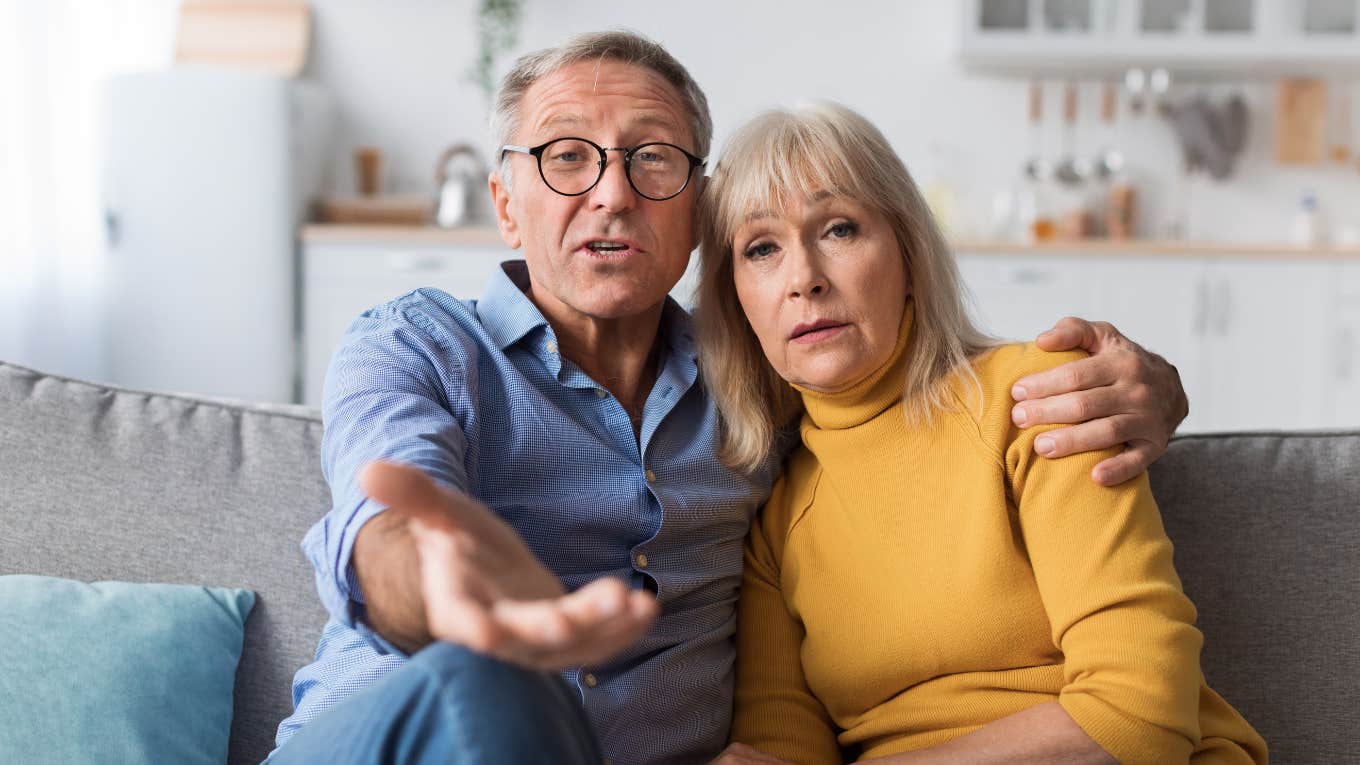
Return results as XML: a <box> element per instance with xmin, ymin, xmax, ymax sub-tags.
<box><xmin>488</xmin><ymin>170</ymin><xmax>521</xmax><ymax>249</ymax></box>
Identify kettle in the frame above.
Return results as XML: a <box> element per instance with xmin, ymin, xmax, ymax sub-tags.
<box><xmin>434</xmin><ymin>143</ymin><xmax>485</xmax><ymax>228</ymax></box>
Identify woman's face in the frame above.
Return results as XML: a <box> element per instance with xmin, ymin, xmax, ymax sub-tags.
<box><xmin>731</xmin><ymin>193</ymin><xmax>909</xmax><ymax>392</ymax></box>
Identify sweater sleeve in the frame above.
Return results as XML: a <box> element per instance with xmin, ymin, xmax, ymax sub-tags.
<box><xmin>1001</xmin><ymin>349</ymin><xmax>1204</xmax><ymax>764</ymax></box>
<box><xmin>731</xmin><ymin>473</ymin><xmax>842</xmax><ymax>765</ymax></box>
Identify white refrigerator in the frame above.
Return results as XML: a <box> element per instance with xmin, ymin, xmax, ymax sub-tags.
<box><xmin>101</xmin><ymin>68</ymin><xmax>333</xmax><ymax>403</ymax></box>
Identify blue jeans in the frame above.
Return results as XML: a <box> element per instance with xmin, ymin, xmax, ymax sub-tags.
<box><xmin>266</xmin><ymin>642</ymin><xmax>603</xmax><ymax>765</ymax></box>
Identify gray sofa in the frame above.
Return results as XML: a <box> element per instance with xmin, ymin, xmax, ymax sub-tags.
<box><xmin>1</xmin><ymin>359</ymin><xmax>1357</xmax><ymax>764</ymax></box>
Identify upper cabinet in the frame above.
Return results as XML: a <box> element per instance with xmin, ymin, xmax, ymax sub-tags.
<box><xmin>960</xmin><ymin>0</ymin><xmax>1360</xmax><ymax>76</ymax></box>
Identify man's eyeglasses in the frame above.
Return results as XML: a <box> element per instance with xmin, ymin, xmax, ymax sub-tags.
<box><xmin>500</xmin><ymin>137</ymin><xmax>706</xmax><ymax>201</ymax></box>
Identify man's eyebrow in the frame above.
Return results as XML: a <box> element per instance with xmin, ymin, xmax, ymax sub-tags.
<box><xmin>630</xmin><ymin>113</ymin><xmax>682</xmax><ymax>133</ymax></box>
<box><xmin>538</xmin><ymin>113</ymin><xmax>587</xmax><ymax>131</ymax></box>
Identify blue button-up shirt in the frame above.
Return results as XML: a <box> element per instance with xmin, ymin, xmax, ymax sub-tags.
<box><xmin>277</xmin><ymin>261</ymin><xmax>781</xmax><ymax>764</ymax></box>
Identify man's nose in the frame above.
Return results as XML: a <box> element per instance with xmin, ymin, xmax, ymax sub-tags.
<box><xmin>588</xmin><ymin>153</ymin><xmax>637</xmax><ymax>213</ymax></box>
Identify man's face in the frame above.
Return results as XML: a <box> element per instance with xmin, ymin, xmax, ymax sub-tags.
<box><xmin>490</xmin><ymin>60</ymin><xmax>699</xmax><ymax>321</ymax></box>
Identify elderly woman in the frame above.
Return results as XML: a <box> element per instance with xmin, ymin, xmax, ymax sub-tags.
<box><xmin>697</xmin><ymin>103</ymin><xmax>1267</xmax><ymax>765</ymax></box>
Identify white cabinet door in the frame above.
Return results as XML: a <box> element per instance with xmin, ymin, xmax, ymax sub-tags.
<box><xmin>1200</xmin><ymin>260</ymin><xmax>1332</xmax><ymax>431</ymax></box>
<box><xmin>955</xmin><ymin>255</ymin><xmax>1101</xmax><ymax>342</ymax></box>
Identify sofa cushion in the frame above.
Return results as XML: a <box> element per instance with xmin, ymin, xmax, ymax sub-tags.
<box><xmin>0</xmin><ymin>575</ymin><xmax>255</xmax><ymax>764</ymax></box>
<box><xmin>1151</xmin><ymin>431</ymin><xmax>1360</xmax><ymax>764</ymax></box>
<box><xmin>0</xmin><ymin>362</ymin><xmax>330</xmax><ymax>765</ymax></box>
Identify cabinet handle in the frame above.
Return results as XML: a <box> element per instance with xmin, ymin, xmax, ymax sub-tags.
<box><xmin>1003</xmin><ymin>267</ymin><xmax>1055</xmax><ymax>285</ymax></box>
<box><xmin>1213</xmin><ymin>279</ymin><xmax>1232</xmax><ymax>336</ymax></box>
<box><xmin>1339</xmin><ymin>326</ymin><xmax>1356</xmax><ymax>382</ymax></box>
<box><xmin>1193</xmin><ymin>278</ymin><xmax>1210</xmax><ymax>336</ymax></box>
<box><xmin>385</xmin><ymin>251</ymin><xmax>446</xmax><ymax>272</ymax></box>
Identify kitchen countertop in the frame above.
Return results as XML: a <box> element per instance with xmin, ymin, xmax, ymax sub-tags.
<box><xmin>954</xmin><ymin>239</ymin><xmax>1360</xmax><ymax>259</ymax></box>
<box><xmin>300</xmin><ymin>224</ymin><xmax>1360</xmax><ymax>259</ymax></box>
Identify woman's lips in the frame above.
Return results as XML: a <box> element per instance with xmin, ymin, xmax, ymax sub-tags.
<box><xmin>790</xmin><ymin>324</ymin><xmax>848</xmax><ymax>345</ymax></box>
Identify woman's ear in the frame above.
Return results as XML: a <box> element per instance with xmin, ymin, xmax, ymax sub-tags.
<box><xmin>488</xmin><ymin>170</ymin><xmax>521</xmax><ymax>249</ymax></box>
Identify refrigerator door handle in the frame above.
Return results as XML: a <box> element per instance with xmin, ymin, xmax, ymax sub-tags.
<box><xmin>104</xmin><ymin>210</ymin><xmax>121</xmax><ymax>249</ymax></box>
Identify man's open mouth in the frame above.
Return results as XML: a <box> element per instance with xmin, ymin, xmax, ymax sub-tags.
<box><xmin>587</xmin><ymin>241</ymin><xmax>631</xmax><ymax>253</ymax></box>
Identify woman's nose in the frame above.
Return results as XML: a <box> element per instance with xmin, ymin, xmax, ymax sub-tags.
<box><xmin>786</xmin><ymin>246</ymin><xmax>828</xmax><ymax>299</ymax></box>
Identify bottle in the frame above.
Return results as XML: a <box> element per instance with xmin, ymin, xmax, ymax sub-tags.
<box><xmin>1293</xmin><ymin>191</ymin><xmax>1327</xmax><ymax>246</ymax></box>
<box><xmin>921</xmin><ymin>143</ymin><xmax>960</xmax><ymax>239</ymax></box>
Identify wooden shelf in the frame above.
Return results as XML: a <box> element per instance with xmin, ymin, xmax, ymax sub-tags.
<box><xmin>301</xmin><ymin>224</ymin><xmax>504</xmax><ymax>247</ymax></box>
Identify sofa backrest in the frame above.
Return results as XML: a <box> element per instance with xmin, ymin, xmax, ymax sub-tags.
<box><xmin>1149</xmin><ymin>431</ymin><xmax>1360</xmax><ymax>763</ymax></box>
<box><xmin>2</xmin><ymin>360</ymin><xmax>1357</xmax><ymax>763</ymax></box>
<box><xmin>0</xmin><ymin>362</ymin><xmax>329</xmax><ymax>765</ymax></box>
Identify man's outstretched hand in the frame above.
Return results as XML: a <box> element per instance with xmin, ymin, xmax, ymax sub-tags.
<box><xmin>1011</xmin><ymin>317</ymin><xmax>1190</xmax><ymax>487</ymax></box>
<box><xmin>359</xmin><ymin>460</ymin><xmax>659</xmax><ymax>671</ymax></box>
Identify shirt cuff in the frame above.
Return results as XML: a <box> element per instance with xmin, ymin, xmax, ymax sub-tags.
<box><xmin>303</xmin><ymin>498</ymin><xmax>389</xmax><ymax>632</ymax></box>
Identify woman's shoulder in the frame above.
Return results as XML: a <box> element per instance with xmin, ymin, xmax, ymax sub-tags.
<box><xmin>954</xmin><ymin>342</ymin><xmax>1090</xmax><ymax>444</ymax></box>
<box><xmin>974</xmin><ymin>341</ymin><xmax>1090</xmax><ymax>385</ymax></box>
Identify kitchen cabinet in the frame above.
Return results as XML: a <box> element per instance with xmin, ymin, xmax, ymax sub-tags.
<box><xmin>954</xmin><ymin>249</ymin><xmax>1359</xmax><ymax>432</ymax></box>
<box><xmin>302</xmin><ymin>233</ymin><xmax>507</xmax><ymax>408</ymax></box>
<box><xmin>960</xmin><ymin>0</ymin><xmax>1360</xmax><ymax>76</ymax></box>
<box><xmin>300</xmin><ymin>226</ymin><xmax>703</xmax><ymax>408</ymax></box>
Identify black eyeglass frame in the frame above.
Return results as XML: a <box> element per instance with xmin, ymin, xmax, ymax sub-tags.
<box><xmin>500</xmin><ymin>137</ymin><xmax>707</xmax><ymax>201</ymax></box>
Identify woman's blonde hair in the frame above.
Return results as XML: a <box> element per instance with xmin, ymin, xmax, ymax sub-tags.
<box><xmin>696</xmin><ymin>101</ymin><xmax>995</xmax><ymax>472</ymax></box>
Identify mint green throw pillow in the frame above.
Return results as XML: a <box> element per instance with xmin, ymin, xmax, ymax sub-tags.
<box><xmin>0</xmin><ymin>575</ymin><xmax>256</xmax><ymax>764</ymax></box>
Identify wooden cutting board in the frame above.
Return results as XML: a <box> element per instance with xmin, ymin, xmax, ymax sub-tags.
<box><xmin>1276</xmin><ymin>78</ymin><xmax>1328</xmax><ymax>164</ymax></box>
<box><xmin>175</xmin><ymin>1</ymin><xmax>311</xmax><ymax>77</ymax></box>
<box><xmin>314</xmin><ymin>195</ymin><xmax>435</xmax><ymax>225</ymax></box>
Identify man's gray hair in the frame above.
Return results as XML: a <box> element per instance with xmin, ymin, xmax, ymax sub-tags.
<box><xmin>490</xmin><ymin>29</ymin><xmax>713</xmax><ymax>187</ymax></box>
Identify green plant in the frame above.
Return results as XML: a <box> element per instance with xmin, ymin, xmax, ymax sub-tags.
<box><xmin>469</xmin><ymin>0</ymin><xmax>524</xmax><ymax>107</ymax></box>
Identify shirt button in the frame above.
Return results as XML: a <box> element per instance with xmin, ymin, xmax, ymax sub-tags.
<box><xmin>584</xmin><ymin>673</ymin><xmax>598</xmax><ymax>688</ymax></box>
<box><xmin>546</xmin><ymin>341</ymin><xmax>558</xmax><ymax>354</ymax></box>
<box><xmin>595</xmin><ymin>388</ymin><xmax>607</xmax><ymax>399</ymax></box>
<box><xmin>635</xmin><ymin>552</ymin><xmax>649</xmax><ymax>569</ymax></box>
<box><xmin>645</xmin><ymin>469</ymin><xmax>657</xmax><ymax>483</ymax></box>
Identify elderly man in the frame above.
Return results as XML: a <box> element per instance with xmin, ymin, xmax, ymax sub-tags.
<box><xmin>269</xmin><ymin>30</ymin><xmax>1189</xmax><ymax>765</ymax></box>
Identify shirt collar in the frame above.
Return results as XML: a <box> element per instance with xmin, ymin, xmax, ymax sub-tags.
<box><xmin>477</xmin><ymin>260</ymin><xmax>549</xmax><ymax>352</ymax></box>
<box><xmin>477</xmin><ymin>259</ymin><xmax>699</xmax><ymax>361</ymax></box>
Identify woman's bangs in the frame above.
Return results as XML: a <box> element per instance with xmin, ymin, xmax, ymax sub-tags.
<box><xmin>715</xmin><ymin>119</ymin><xmax>868</xmax><ymax>248</ymax></box>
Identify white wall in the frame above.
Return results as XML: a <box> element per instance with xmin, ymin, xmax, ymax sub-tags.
<box><xmin>304</xmin><ymin>0</ymin><xmax>1360</xmax><ymax>244</ymax></box>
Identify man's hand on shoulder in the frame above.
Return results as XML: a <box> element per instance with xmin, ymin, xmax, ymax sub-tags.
<box><xmin>357</xmin><ymin>460</ymin><xmax>659</xmax><ymax>670</ymax></box>
<box><xmin>1009</xmin><ymin>317</ymin><xmax>1189</xmax><ymax>487</ymax></box>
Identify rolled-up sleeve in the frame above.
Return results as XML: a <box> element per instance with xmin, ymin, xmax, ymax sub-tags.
<box><xmin>301</xmin><ymin>305</ymin><xmax>471</xmax><ymax>652</ymax></box>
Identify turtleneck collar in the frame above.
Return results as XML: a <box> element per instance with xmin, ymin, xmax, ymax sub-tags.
<box><xmin>794</xmin><ymin>300</ymin><xmax>915</xmax><ymax>431</ymax></box>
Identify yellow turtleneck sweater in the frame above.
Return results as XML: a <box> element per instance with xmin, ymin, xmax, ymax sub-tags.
<box><xmin>732</xmin><ymin>302</ymin><xmax>1266</xmax><ymax>765</ymax></box>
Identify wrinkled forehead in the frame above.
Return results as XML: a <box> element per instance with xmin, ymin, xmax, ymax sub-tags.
<box><xmin>519</xmin><ymin>59</ymin><xmax>692</xmax><ymax>145</ymax></box>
